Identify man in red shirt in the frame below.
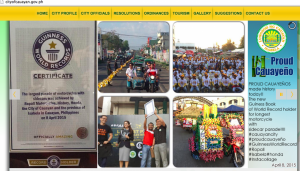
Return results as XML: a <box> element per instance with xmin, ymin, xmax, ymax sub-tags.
<box><xmin>140</xmin><ymin>114</ymin><xmax>154</xmax><ymax>167</ymax></box>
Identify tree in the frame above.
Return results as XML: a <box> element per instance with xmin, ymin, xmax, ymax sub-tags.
<box><xmin>122</xmin><ymin>40</ymin><xmax>129</xmax><ymax>51</ymax></box>
<box><xmin>221</xmin><ymin>39</ymin><xmax>236</xmax><ymax>52</ymax></box>
<box><xmin>238</xmin><ymin>35</ymin><xmax>244</xmax><ymax>49</ymax></box>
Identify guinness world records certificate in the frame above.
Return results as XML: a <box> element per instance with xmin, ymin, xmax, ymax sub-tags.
<box><xmin>10</xmin><ymin>21</ymin><xmax>97</xmax><ymax>151</ymax></box>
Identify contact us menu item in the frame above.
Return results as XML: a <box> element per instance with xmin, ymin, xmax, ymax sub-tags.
<box><xmin>248</xmin><ymin>21</ymin><xmax>297</xmax><ymax>168</ymax></box>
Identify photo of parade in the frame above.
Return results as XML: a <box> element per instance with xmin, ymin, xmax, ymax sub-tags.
<box><xmin>97</xmin><ymin>22</ymin><xmax>170</xmax><ymax>93</ymax></box>
<box><xmin>173</xmin><ymin>97</ymin><xmax>244</xmax><ymax>167</ymax></box>
<box><xmin>173</xmin><ymin>22</ymin><xmax>245</xmax><ymax>93</ymax></box>
<box><xmin>98</xmin><ymin>96</ymin><xmax>170</xmax><ymax>168</ymax></box>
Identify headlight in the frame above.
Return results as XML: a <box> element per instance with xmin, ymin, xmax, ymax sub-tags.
<box><xmin>236</xmin><ymin>142</ymin><xmax>241</xmax><ymax>147</ymax></box>
<box><xmin>150</xmin><ymin>76</ymin><xmax>155</xmax><ymax>80</ymax></box>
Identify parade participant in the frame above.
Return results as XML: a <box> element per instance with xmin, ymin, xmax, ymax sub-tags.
<box><xmin>177</xmin><ymin>74</ymin><xmax>187</xmax><ymax>92</ymax></box>
<box><xmin>228</xmin><ymin>66</ymin><xmax>234</xmax><ymax>76</ymax></box>
<box><xmin>238</xmin><ymin>77</ymin><xmax>244</xmax><ymax>89</ymax></box>
<box><xmin>222</xmin><ymin>73</ymin><xmax>230</xmax><ymax>92</ymax></box>
<box><xmin>106</xmin><ymin>60</ymin><xmax>113</xmax><ymax>86</ymax></box>
<box><xmin>174</xmin><ymin>61</ymin><xmax>179</xmax><ymax>70</ymax></box>
<box><xmin>173</xmin><ymin>74</ymin><xmax>178</xmax><ymax>92</ymax></box>
<box><xmin>116</xmin><ymin>121</ymin><xmax>134</xmax><ymax>168</ymax></box>
<box><xmin>212</xmin><ymin>73</ymin><xmax>221</xmax><ymax>92</ymax></box>
<box><xmin>231</xmin><ymin>73</ymin><xmax>243</xmax><ymax>92</ymax></box>
<box><xmin>185</xmin><ymin>67</ymin><xmax>193</xmax><ymax>80</ymax></box>
<box><xmin>201</xmin><ymin>67</ymin><xmax>206</xmax><ymax>75</ymax></box>
<box><xmin>237</xmin><ymin>71</ymin><xmax>244</xmax><ymax>80</ymax></box>
<box><xmin>190</xmin><ymin>74</ymin><xmax>200</xmax><ymax>92</ymax></box>
<box><xmin>146</xmin><ymin>63</ymin><xmax>159</xmax><ymax>90</ymax></box>
<box><xmin>173</xmin><ymin>70</ymin><xmax>180</xmax><ymax>80</ymax></box>
<box><xmin>114</xmin><ymin>59</ymin><xmax>118</xmax><ymax>77</ymax></box>
<box><xmin>98</xmin><ymin>116</ymin><xmax>113</xmax><ymax>167</ymax></box>
<box><xmin>152</xmin><ymin>110</ymin><xmax>168</xmax><ymax>167</ymax></box>
<box><xmin>141</xmin><ymin>114</ymin><xmax>154</xmax><ymax>167</ymax></box>
<box><xmin>126</xmin><ymin>63</ymin><xmax>136</xmax><ymax>81</ymax></box>
<box><xmin>201</xmin><ymin>73</ymin><xmax>211</xmax><ymax>92</ymax></box>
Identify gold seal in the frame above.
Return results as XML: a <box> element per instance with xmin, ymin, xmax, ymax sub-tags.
<box><xmin>76</xmin><ymin>127</ymin><xmax>88</xmax><ymax>139</ymax></box>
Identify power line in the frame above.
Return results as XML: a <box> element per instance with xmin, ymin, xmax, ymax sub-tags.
<box><xmin>101</xmin><ymin>30</ymin><xmax>158</xmax><ymax>39</ymax></box>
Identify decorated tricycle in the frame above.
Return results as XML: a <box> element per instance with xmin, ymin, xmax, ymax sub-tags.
<box><xmin>188</xmin><ymin>104</ymin><xmax>224</xmax><ymax>162</ymax></box>
<box><xmin>220</xmin><ymin>113</ymin><xmax>245</xmax><ymax>167</ymax></box>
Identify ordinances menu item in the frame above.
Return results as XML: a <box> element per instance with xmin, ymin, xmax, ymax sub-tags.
<box><xmin>248</xmin><ymin>21</ymin><xmax>297</xmax><ymax>168</ymax></box>
<box><xmin>10</xmin><ymin>21</ymin><xmax>96</xmax><ymax>151</ymax></box>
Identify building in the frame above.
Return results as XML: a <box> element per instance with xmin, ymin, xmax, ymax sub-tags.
<box><xmin>173</xmin><ymin>25</ymin><xmax>176</xmax><ymax>51</ymax></box>
<box><xmin>97</xmin><ymin>27</ymin><xmax>103</xmax><ymax>59</ymax></box>
<box><xmin>157</xmin><ymin>32</ymin><xmax>169</xmax><ymax>50</ymax></box>
<box><xmin>175</xmin><ymin>43</ymin><xmax>196</xmax><ymax>52</ymax></box>
<box><xmin>211</xmin><ymin>97</ymin><xmax>244</xmax><ymax>108</ymax></box>
<box><xmin>98</xmin><ymin>97</ymin><xmax>169</xmax><ymax>115</ymax></box>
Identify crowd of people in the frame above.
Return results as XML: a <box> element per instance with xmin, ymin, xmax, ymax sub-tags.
<box><xmin>98</xmin><ymin>109</ymin><xmax>168</xmax><ymax>168</ymax></box>
<box><xmin>173</xmin><ymin>55</ymin><xmax>244</xmax><ymax>93</ymax></box>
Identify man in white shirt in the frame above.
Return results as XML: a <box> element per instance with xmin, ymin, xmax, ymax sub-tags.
<box><xmin>190</xmin><ymin>74</ymin><xmax>200</xmax><ymax>92</ymax></box>
<box><xmin>222</xmin><ymin>74</ymin><xmax>230</xmax><ymax>92</ymax></box>
<box><xmin>126</xmin><ymin>63</ymin><xmax>136</xmax><ymax>88</ymax></box>
<box><xmin>173</xmin><ymin>76</ymin><xmax>178</xmax><ymax>92</ymax></box>
<box><xmin>201</xmin><ymin>73</ymin><xmax>211</xmax><ymax>92</ymax></box>
<box><xmin>177</xmin><ymin>74</ymin><xmax>187</xmax><ymax>92</ymax></box>
<box><xmin>231</xmin><ymin>74</ymin><xmax>243</xmax><ymax>93</ymax></box>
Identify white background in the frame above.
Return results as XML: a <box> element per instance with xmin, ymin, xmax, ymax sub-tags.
<box><xmin>3</xmin><ymin>2</ymin><xmax>298</xmax><ymax>171</ymax></box>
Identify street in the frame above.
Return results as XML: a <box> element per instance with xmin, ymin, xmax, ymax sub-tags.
<box><xmin>173</xmin><ymin>123</ymin><xmax>236</xmax><ymax>167</ymax></box>
<box><xmin>98</xmin><ymin>60</ymin><xmax>169</xmax><ymax>93</ymax></box>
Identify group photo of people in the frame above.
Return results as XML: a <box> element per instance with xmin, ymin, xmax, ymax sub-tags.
<box><xmin>173</xmin><ymin>22</ymin><xmax>245</xmax><ymax>93</ymax></box>
<box><xmin>98</xmin><ymin>97</ymin><xmax>170</xmax><ymax>168</ymax></box>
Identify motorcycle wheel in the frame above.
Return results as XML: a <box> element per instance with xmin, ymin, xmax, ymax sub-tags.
<box><xmin>150</xmin><ymin>84</ymin><xmax>154</xmax><ymax>93</ymax></box>
<box><xmin>233</xmin><ymin>152</ymin><xmax>244</xmax><ymax>167</ymax></box>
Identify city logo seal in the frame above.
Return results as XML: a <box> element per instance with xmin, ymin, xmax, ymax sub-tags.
<box><xmin>47</xmin><ymin>155</ymin><xmax>61</xmax><ymax>168</ymax></box>
<box><xmin>130</xmin><ymin>151</ymin><xmax>136</xmax><ymax>158</ymax></box>
<box><xmin>257</xmin><ymin>23</ymin><xmax>286</xmax><ymax>53</ymax></box>
<box><xmin>32</xmin><ymin>30</ymin><xmax>73</xmax><ymax>70</ymax></box>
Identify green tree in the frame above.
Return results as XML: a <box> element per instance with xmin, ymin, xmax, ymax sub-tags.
<box><xmin>238</xmin><ymin>35</ymin><xmax>244</xmax><ymax>49</ymax></box>
<box><xmin>122</xmin><ymin>40</ymin><xmax>129</xmax><ymax>51</ymax></box>
<box><xmin>221</xmin><ymin>39</ymin><xmax>236</xmax><ymax>52</ymax></box>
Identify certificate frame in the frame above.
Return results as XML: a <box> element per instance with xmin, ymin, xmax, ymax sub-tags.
<box><xmin>144</xmin><ymin>99</ymin><xmax>155</xmax><ymax>118</ymax></box>
<box><xmin>9</xmin><ymin>21</ymin><xmax>97</xmax><ymax>153</ymax></box>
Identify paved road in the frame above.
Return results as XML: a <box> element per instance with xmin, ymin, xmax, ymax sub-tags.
<box><xmin>173</xmin><ymin>124</ymin><xmax>235</xmax><ymax>167</ymax></box>
<box><xmin>98</xmin><ymin>60</ymin><xmax>169</xmax><ymax>93</ymax></box>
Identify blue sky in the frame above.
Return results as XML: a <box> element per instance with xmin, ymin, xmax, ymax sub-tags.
<box><xmin>98</xmin><ymin>22</ymin><xmax>169</xmax><ymax>50</ymax></box>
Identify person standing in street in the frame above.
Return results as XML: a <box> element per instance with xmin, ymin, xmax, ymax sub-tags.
<box><xmin>152</xmin><ymin>110</ymin><xmax>168</xmax><ymax>167</ymax></box>
<box><xmin>106</xmin><ymin>60</ymin><xmax>113</xmax><ymax>86</ymax></box>
<box><xmin>141</xmin><ymin>114</ymin><xmax>154</xmax><ymax>167</ymax></box>
<box><xmin>114</xmin><ymin>59</ymin><xmax>118</xmax><ymax>77</ymax></box>
<box><xmin>98</xmin><ymin>115</ymin><xmax>113</xmax><ymax>167</ymax></box>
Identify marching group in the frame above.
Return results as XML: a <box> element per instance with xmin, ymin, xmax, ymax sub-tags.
<box><xmin>98</xmin><ymin>110</ymin><xmax>168</xmax><ymax>168</ymax></box>
<box><xmin>173</xmin><ymin>56</ymin><xmax>245</xmax><ymax>93</ymax></box>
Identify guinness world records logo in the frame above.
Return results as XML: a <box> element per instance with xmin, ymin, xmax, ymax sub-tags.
<box><xmin>47</xmin><ymin>155</ymin><xmax>61</xmax><ymax>168</ymax></box>
<box><xmin>32</xmin><ymin>30</ymin><xmax>73</xmax><ymax>70</ymax></box>
<box><xmin>257</xmin><ymin>23</ymin><xmax>286</xmax><ymax>53</ymax></box>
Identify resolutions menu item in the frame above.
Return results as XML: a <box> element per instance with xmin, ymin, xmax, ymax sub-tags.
<box><xmin>248</xmin><ymin>21</ymin><xmax>297</xmax><ymax>168</ymax></box>
<box><xmin>10</xmin><ymin>21</ymin><xmax>96</xmax><ymax>151</ymax></box>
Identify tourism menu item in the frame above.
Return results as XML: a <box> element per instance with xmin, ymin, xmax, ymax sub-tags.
<box><xmin>10</xmin><ymin>21</ymin><xmax>96</xmax><ymax>151</ymax></box>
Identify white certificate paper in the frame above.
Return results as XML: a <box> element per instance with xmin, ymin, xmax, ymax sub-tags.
<box><xmin>144</xmin><ymin>99</ymin><xmax>155</xmax><ymax>118</ymax></box>
<box><xmin>10</xmin><ymin>21</ymin><xmax>96</xmax><ymax>151</ymax></box>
